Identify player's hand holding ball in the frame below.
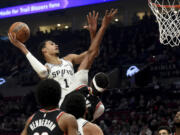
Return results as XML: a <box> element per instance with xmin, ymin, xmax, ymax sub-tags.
<box><xmin>8</xmin><ymin>22</ymin><xmax>30</xmax><ymax>54</ymax></box>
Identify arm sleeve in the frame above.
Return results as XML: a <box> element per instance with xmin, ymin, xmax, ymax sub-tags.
<box><xmin>26</xmin><ymin>52</ymin><xmax>48</xmax><ymax>78</ymax></box>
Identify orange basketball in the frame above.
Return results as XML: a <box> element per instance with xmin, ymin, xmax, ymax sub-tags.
<box><xmin>9</xmin><ymin>22</ymin><xmax>30</xmax><ymax>43</ymax></box>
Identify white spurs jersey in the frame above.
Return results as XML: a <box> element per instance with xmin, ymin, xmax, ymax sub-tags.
<box><xmin>77</xmin><ymin>118</ymin><xmax>88</xmax><ymax>135</ymax></box>
<box><xmin>45</xmin><ymin>59</ymin><xmax>75</xmax><ymax>98</ymax></box>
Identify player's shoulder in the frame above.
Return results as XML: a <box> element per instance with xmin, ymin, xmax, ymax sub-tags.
<box><xmin>61</xmin><ymin>56</ymin><xmax>73</xmax><ymax>67</ymax></box>
<box><xmin>64</xmin><ymin>54</ymin><xmax>78</xmax><ymax>62</ymax></box>
<box><xmin>64</xmin><ymin>54</ymin><xmax>77</xmax><ymax>59</ymax></box>
<box><xmin>77</xmin><ymin>118</ymin><xmax>88</xmax><ymax>126</ymax></box>
<box><xmin>57</xmin><ymin>112</ymin><xmax>77</xmax><ymax>127</ymax></box>
<box><xmin>83</xmin><ymin>122</ymin><xmax>104</xmax><ymax>135</ymax></box>
<box><xmin>57</xmin><ymin>112</ymin><xmax>78</xmax><ymax>133</ymax></box>
<box><xmin>45</xmin><ymin>62</ymin><xmax>53</xmax><ymax>68</ymax></box>
<box><xmin>21</xmin><ymin>113</ymin><xmax>36</xmax><ymax>135</ymax></box>
<box><xmin>60</xmin><ymin>112</ymin><xmax>76</xmax><ymax>121</ymax></box>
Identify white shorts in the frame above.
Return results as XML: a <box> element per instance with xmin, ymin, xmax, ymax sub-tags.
<box><xmin>58</xmin><ymin>69</ymin><xmax>89</xmax><ymax>107</ymax></box>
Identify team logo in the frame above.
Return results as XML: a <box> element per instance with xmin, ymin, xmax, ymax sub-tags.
<box><xmin>0</xmin><ymin>78</ymin><xmax>6</xmax><ymax>85</ymax></box>
<box><xmin>126</xmin><ymin>66</ymin><xmax>140</xmax><ymax>77</ymax></box>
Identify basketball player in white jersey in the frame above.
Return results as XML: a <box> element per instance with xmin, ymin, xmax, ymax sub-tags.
<box><xmin>64</xmin><ymin>92</ymin><xmax>104</xmax><ymax>135</ymax></box>
<box><xmin>8</xmin><ymin>9</ymin><xmax>117</xmax><ymax>105</ymax></box>
<box><xmin>8</xmin><ymin>10</ymin><xmax>99</xmax><ymax>104</ymax></box>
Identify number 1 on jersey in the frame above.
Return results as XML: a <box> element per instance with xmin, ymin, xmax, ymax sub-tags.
<box><xmin>64</xmin><ymin>79</ymin><xmax>69</xmax><ymax>88</ymax></box>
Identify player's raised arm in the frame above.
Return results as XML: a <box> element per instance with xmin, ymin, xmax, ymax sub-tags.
<box><xmin>58</xmin><ymin>113</ymin><xmax>78</xmax><ymax>135</ymax></box>
<box><xmin>8</xmin><ymin>33</ymin><xmax>48</xmax><ymax>79</ymax></box>
<box><xmin>78</xmin><ymin>9</ymin><xmax>118</xmax><ymax>70</ymax></box>
<box><xmin>64</xmin><ymin>10</ymin><xmax>99</xmax><ymax>65</ymax></box>
<box><xmin>84</xmin><ymin>10</ymin><xmax>99</xmax><ymax>42</ymax></box>
<box><xmin>88</xmin><ymin>9</ymin><xmax>118</xmax><ymax>56</ymax></box>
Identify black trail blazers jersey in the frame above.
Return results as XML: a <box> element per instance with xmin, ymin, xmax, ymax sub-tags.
<box><xmin>27</xmin><ymin>108</ymin><xmax>65</xmax><ymax>135</ymax></box>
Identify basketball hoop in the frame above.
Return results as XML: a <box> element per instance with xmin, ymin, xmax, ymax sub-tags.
<box><xmin>148</xmin><ymin>0</ymin><xmax>180</xmax><ymax>47</ymax></box>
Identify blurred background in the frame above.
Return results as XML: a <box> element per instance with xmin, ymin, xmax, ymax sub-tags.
<box><xmin>1</xmin><ymin>0</ymin><xmax>180</xmax><ymax>134</ymax></box>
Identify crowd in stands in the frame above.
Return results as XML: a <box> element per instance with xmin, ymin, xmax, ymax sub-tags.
<box><xmin>99</xmin><ymin>87</ymin><xmax>180</xmax><ymax>135</ymax></box>
<box><xmin>0</xmin><ymin>96</ymin><xmax>26</xmax><ymax>133</ymax></box>
<box><xmin>1</xmin><ymin>13</ymin><xmax>180</xmax><ymax>134</ymax></box>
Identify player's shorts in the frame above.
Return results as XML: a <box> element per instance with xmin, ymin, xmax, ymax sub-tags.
<box><xmin>58</xmin><ymin>69</ymin><xmax>89</xmax><ymax>107</ymax></box>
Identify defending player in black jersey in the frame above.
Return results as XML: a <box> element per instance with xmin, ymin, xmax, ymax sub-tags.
<box><xmin>21</xmin><ymin>79</ymin><xmax>78</xmax><ymax>135</ymax></box>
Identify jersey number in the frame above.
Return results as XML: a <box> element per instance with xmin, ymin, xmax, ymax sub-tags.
<box><xmin>64</xmin><ymin>79</ymin><xmax>69</xmax><ymax>88</ymax></box>
<box><xmin>34</xmin><ymin>132</ymin><xmax>48</xmax><ymax>135</ymax></box>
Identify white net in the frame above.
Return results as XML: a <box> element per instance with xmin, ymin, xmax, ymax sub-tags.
<box><xmin>148</xmin><ymin>0</ymin><xmax>180</xmax><ymax>47</ymax></box>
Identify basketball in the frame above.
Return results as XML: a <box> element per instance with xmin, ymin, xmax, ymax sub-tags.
<box><xmin>9</xmin><ymin>22</ymin><xmax>30</xmax><ymax>43</ymax></box>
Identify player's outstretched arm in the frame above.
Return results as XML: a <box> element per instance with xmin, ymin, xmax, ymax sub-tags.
<box><xmin>87</xmin><ymin>9</ymin><xmax>118</xmax><ymax>56</ymax></box>
<box><xmin>58</xmin><ymin>113</ymin><xmax>78</xmax><ymax>135</ymax></box>
<box><xmin>64</xmin><ymin>11</ymin><xmax>99</xmax><ymax>65</ymax></box>
<box><xmin>84</xmin><ymin>10</ymin><xmax>99</xmax><ymax>42</ymax></box>
<box><xmin>78</xmin><ymin>9</ymin><xmax>118</xmax><ymax>70</ymax></box>
<box><xmin>174</xmin><ymin>111</ymin><xmax>180</xmax><ymax>135</ymax></box>
<box><xmin>8</xmin><ymin>33</ymin><xmax>48</xmax><ymax>79</ymax></box>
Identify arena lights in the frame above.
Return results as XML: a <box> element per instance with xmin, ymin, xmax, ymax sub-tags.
<box><xmin>0</xmin><ymin>0</ymin><xmax>117</xmax><ymax>19</ymax></box>
<box><xmin>115</xmin><ymin>18</ymin><xmax>119</xmax><ymax>22</ymax></box>
<box><xmin>126</xmin><ymin>66</ymin><xmax>140</xmax><ymax>77</ymax></box>
<box><xmin>57</xmin><ymin>24</ymin><xmax>61</xmax><ymax>27</ymax></box>
<box><xmin>0</xmin><ymin>78</ymin><xmax>6</xmax><ymax>85</ymax></box>
<box><xmin>64</xmin><ymin>25</ymin><xmax>69</xmax><ymax>29</ymax></box>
